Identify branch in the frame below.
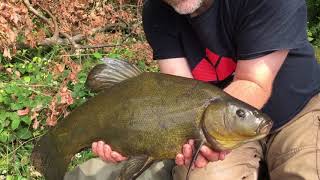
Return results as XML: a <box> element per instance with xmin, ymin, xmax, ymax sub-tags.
<box><xmin>60</xmin><ymin>32</ymin><xmax>80</xmax><ymax>49</ymax></box>
<box><xmin>23</xmin><ymin>0</ymin><xmax>50</xmax><ymax>23</ymax></box>
<box><xmin>39</xmin><ymin>22</ymin><xmax>128</xmax><ymax>47</ymax></box>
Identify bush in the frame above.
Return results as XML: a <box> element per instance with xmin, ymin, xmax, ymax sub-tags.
<box><xmin>307</xmin><ymin>0</ymin><xmax>320</xmax><ymax>46</ymax></box>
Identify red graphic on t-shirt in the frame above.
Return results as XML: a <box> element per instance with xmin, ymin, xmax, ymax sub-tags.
<box><xmin>192</xmin><ymin>48</ymin><xmax>236</xmax><ymax>82</ymax></box>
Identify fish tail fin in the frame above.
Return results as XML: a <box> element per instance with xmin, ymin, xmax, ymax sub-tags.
<box><xmin>31</xmin><ymin>133</ymin><xmax>69</xmax><ymax>180</ymax></box>
<box><xmin>85</xmin><ymin>58</ymin><xmax>142</xmax><ymax>93</ymax></box>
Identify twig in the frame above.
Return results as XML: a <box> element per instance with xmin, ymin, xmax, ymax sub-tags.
<box><xmin>77</xmin><ymin>44</ymin><xmax>122</xmax><ymax>49</ymax></box>
<box><xmin>39</xmin><ymin>22</ymin><xmax>129</xmax><ymax>47</ymax></box>
<box><xmin>22</xmin><ymin>0</ymin><xmax>50</xmax><ymax>23</ymax></box>
<box><xmin>8</xmin><ymin>134</ymin><xmax>45</xmax><ymax>156</ymax></box>
<box><xmin>60</xmin><ymin>32</ymin><xmax>80</xmax><ymax>49</ymax></box>
<box><xmin>0</xmin><ymin>82</ymin><xmax>58</xmax><ymax>88</ymax></box>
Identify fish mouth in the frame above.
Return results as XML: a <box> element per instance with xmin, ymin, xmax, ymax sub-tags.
<box><xmin>256</xmin><ymin>119</ymin><xmax>273</xmax><ymax>135</ymax></box>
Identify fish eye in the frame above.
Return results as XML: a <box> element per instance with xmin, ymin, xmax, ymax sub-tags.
<box><xmin>236</xmin><ymin>109</ymin><xmax>246</xmax><ymax>118</ymax></box>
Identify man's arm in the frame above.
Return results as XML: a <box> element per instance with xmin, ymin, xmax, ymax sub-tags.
<box><xmin>157</xmin><ymin>57</ymin><xmax>194</xmax><ymax>78</ymax></box>
<box><xmin>224</xmin><ymin>50</ymin><xmax>288</xmax><ymax>109</ymax></box>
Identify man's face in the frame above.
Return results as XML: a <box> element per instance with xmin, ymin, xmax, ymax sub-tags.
<box><xmin>163</xmin><ymin>0</ymin><xmax>204</xmax><ymax>14</ymax></box>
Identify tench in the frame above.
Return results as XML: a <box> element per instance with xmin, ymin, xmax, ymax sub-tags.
<box><xmin>31</xmin><ymin>58</ymin><xmax>273</xmax><ymax>180</ymax></box>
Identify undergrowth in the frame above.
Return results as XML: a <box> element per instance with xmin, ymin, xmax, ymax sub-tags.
<box><xmin>0</xmin><ymin>44</ymin><xmax>156</xmax><ymax>179</ymax></box>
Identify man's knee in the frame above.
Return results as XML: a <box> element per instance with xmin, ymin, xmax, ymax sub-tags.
<box><xmin>266</xmin><ymin>108</ymin><xmax>320</xmax><ymax>180</ymax></box>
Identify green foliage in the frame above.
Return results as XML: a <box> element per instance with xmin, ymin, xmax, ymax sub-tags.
<box><xmin>308</xmin><ymin>23</ymin><xmax>320</xmax><ymax>46</ymax></box>
<box><xmin>0</xmin><ymin>47</ymin><xmax>106</xmax><ymax>179</ymax></box>
<box><xmin>68</xmin><ymin>150</ymin><xmax>95</xmax><ymax>171</ymax></box>
<box><xmin>0</xmin><ymin>43</ymin><xmax>151</xmax><ymax>179</ymax></box>
<box><xmin>0</xmin><ymin>49</ymin><xmax>56</xmax><ymax>179</ymax></box>
<box><xmin>307</xmin><ymin>0</ymin><xmax>320</xmax><ymax>25</ymax></box>
<box><xmin>107</xmin><ymin>47</ymin><xmax>134</xmax><ymax>60</ymax></box>
<box><xmin>307</xmin><ymin>0</ymin><xmax>320</xmax><ymax>46</ymax></box>
<box><xmin>0</xmin><ymin>57</ymin><xmax>53</xmax><ymax>143</ymax></box>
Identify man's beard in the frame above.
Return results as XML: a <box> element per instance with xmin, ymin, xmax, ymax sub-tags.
<box><xmin>164</xmin><ymin>0</ymin><xmax>203</xmax><ymax>14</ymax></box>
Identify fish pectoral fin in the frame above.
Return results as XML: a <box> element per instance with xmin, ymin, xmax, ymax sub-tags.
<box><xmin>186</xmin><ymin>140</ymin><xmax>205</xmax><ymax>180</ymax></box>
<box><xmin>85</xmin><ymin>58</ymin><xmax>142</xmax><ymax>93</ymax></box>
<box><xmin>118</xmin><ymin>155</ymin><xmax>154</xmax><ymax>180</ymax></box>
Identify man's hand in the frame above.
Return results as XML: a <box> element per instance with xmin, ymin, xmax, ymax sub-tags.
<box><xmin>92</xmin><ymin>140</ymin><xmax>227</xmax><ymax>167</ymax></box>
<box><xmin>175</xmin><ymin>139</ymin><xmax>229</xmax><ymax>168</ymax></box>
<box><xmin>91</xmin><ymin>141</ymin><xmax>127</xmax><ymax>163</ymax></box>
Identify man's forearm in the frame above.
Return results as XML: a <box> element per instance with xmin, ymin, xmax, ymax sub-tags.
<box><xmin>223</xmin><ymin>51</ymin><xmax>288</xmax><ymax>109</ymax></box>
<box><xmin>224</xmin><ymin>79</ymin><xmax>271</xmax><ymax>109</ymax></box>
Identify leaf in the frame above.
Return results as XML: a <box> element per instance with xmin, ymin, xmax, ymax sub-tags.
<box><xmin>6</xmin><ymin>176</ymin><xmax>13</xmax><ymax>180</ymax></box>
<box><xmin>56</xmin><ymin>63</ymin><xmax>65</xmax><ymax>73</ymax></box>
<box><xmin>32</xmin><ymin>119</ymin><xmax>39</xmax><ymax>130</ymax></box>
<box><xmin>21</xmin><ymin>116</ymin><xmax>31</xmax><ymax>125</ymax></box>
<box><xmin>60</xmin><ymin>87</ymin><xmax>74</xmax><ymax>105</ymax></box>
<box><xmin>10</xmin><ymin>103</ymin><xmax>23</xmax><ymax>111</ymax></box>
<box><xmin>0</xmin><ymin>110</ymin><xmax>7</xmax><ymax>121</ymax></box>
<box><xmin>3</xmin><ymin>48</ymin><xmax>12</xmax><ymax>59</ymax></box>
<box><xmin>8</xmin><ymin>112</ymin><xmax>19</xmax><ymax>122</ymax></box>
<box><xmin>17</xmin><ymin>107</ymin><xmax>30</xmax><ymax>116</ymax></box>
<box><xmin>93</xmin><ymin>52</ymin><xmax>102</xmax><ymax>59</ymax></box>
<box><xmin>11</xmin><ymin>118</ymin><xmax>20</xmax><ymax>130</ymax></box>
<box><xmin>0</xmin><ymin>130</ymin><xmax>9</xmax><ymax>143</ymax></box>
<box><xmin>46</xmin><ymin>116</ymin><xmax>57</xmax><ymax>127</ymax></box>
<box><xmin>308</xmin><ymin>36</ymin><xmax>314</xmax><ymax>42</ymax></box>
<box><xmin>23</xmin><ymin>76</ymin><xmax>31</xmax><ymax>83</ymax></box>
<box><xmin>16</xmin><ymin>128</ymin><xmax>32</xmax><ymax>140</ymax></box>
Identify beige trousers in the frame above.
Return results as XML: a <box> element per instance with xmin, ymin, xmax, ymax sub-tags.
<box><xmin>173</xmin><ymin>93</ymin><xmax>320</xmax><ymax>180</ymax></box>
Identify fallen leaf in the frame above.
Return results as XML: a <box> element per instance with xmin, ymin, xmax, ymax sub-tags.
<box><xmin>14</xmin><ymin>71</ymin><xmax>21</xmax><ymax>78</ymax></box>
<box><xmin>32</xmin><ymin>118</ymin><xmax>39</xmax><ymax>129</ymax></box>
<box><xmin>56</xmin><ymin>63</ymin><xmax>65</xmax><ymax>73</ymax></box>
<box><xmin>46</xmin><ymin>97</ymin><xmax>59</xmax><ymax>126</ymax></box>
<box><xmin>17</xmin><ymin>107</ymin><xmax>30</xmax><ymax>116</ymax></box>
<box><xmin>60</xmin><ymin>87</ymin><xmax>74</xmax><ymax>105</ymax></box>
<box><xmin>46</xmin><ymin>115</ymin><xmax>57</xmax><ymax>126</ymax></box>
<box><xmin>3</xmin><ymin>48</ymin><xmax>11</xmax><ymax>59</ymax></box>
<box><xmin>6</xmin><ymin>68</ymin><xmax>12</xmax><ymax>74</ymax></box>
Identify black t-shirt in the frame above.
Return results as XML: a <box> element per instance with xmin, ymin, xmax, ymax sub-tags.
<box><xmin>142</xmin><ymin>0</ymin><xmax>320</xmax><ymax>130</ymax></box>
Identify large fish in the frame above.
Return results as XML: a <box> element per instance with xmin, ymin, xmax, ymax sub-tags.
<box><xmin>31</xmin><ymin>58</ymin><xmax>273</xmax><ymax>180</ymax></box>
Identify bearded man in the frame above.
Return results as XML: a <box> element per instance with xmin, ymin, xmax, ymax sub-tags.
<box><xmin>68</xmin><ymin>0</ymin><xmax>320</xmax><ymax>179</ymax></box>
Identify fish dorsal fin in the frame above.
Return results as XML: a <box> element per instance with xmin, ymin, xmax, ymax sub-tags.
<box><xmin>85</xmin><ymin>58</ymin><xmax>142</xmax><ymax>93</ymax></box>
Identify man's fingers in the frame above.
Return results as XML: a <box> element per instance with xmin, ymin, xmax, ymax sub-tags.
<box><xmin>92</xmin><ymin>141</ymin><xmax>128</xmax><ymax>163</ymax></box>
<box><xmin>200</xmin><ymin>146</ymin><xmax>220</xmax><ymax>162</ymax></box>
<box><xmin>218</xmin><ymin>151</ymin><xmax>231</xmax><ymax>160</ymax></box>
<box><xmin>97</xmin><ymin>141</ymin><xmax>106</xmax><ymax>157</ymax></box>
<box><xmin>103</xmin><ymin>144</ymin><xmax>116</xmax><ymax>163</ymax></box>
<box><xmin>111</xmin><ymin>151</ymin><xmax>127</xmax><ymax>162</ymax></box>
<box><xmin>183</xmin><ymin>144</ymin><xmax>193</xmax><ymax>165</ymax></box>
<box><xmin>195</xmin><ymin>154</ymin><xmax>208</xmax><ymax>168</ymax></box>
<box><xmin>175</xmin><ymin>153</ymin><xmax>184</xmax><ymax>166</ymax></box>
<box><xmin>92</xmin><ymin>142</ymin><xmax>98</xmax><ymax>155</ymax></box>
<box><xmin>188</xmin><ymin>139</ymin><xmax>194</xmax><ymax>146</ymax></box>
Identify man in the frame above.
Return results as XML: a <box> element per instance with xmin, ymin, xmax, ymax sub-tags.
<box><xmin>91</xmin><ymin>0</ymin><xmax>320</xmax><ymax>179</ymax></box>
